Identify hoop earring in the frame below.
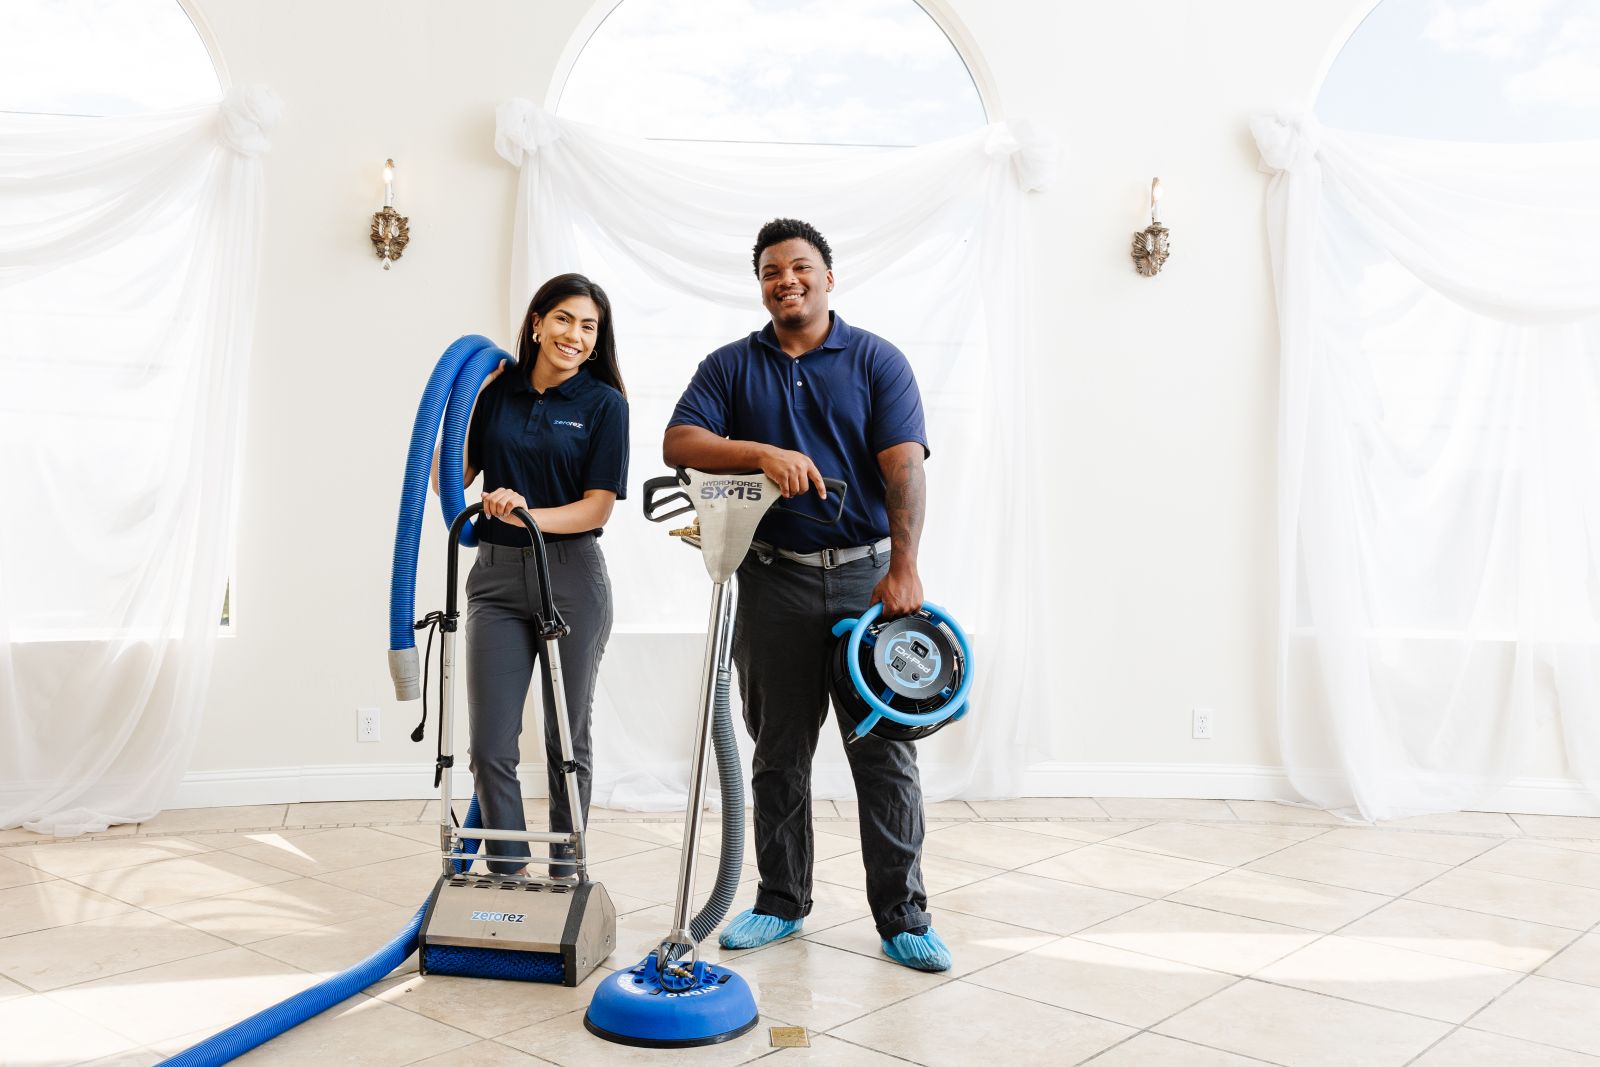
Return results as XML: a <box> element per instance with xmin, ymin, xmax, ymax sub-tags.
<box><xmin>532</xmin><ymin>333</ymin><xmax>541</xmax><ymax>345</ymax></box>
<box><xmin>586</xmin><ymin>352</ymin><xmax>597</xmax><ymax>361</ymax></box>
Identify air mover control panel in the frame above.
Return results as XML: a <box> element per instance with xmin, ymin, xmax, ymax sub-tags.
<box><xmin>874</xmin><ymin>618</ymin><xmax>956</xmax><ymax>698</ymax></box>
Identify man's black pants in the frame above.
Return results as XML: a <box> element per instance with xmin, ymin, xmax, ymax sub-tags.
<box><xmin>732</xmin><ymin>548</ymin><xmax>931</xmax><ymax>939</ymax></box>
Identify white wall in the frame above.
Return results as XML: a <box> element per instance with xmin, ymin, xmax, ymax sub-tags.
<box><xmin>180</xmin><ymin>0</ymin><xmax>1588</xmax><ymax>813</ymax></box>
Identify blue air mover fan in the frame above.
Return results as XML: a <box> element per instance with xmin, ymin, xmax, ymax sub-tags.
<box><xmin>828</xmin><ymin>602</ymin><xmax>973</xmax><ymax>743</ymax></box>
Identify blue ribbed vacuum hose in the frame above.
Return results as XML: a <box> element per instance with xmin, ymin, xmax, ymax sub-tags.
<box><xmin>158</xmin><ymin>338</ymin><xmax>512</xmax><ymax>1066</ymax></box>
<box><xmin>388</xmin><ymin>335</ymin><xmax>511</xmax><ymax>701</ymax></box>
<box><xmin>158</xmin><ymin>804</ymin><xmax>484</xmax><ymax>1067</ymax></box>
<box><xmin>158</xmin><ymin>906</ymin><xmax>426</xmax><ymax>1067</ymax></box>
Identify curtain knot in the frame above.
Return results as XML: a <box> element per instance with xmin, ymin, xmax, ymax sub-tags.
<box><xmin>985</xmin><ymin>120</ymin><xmax>1057</xmax><ymax>192</ymax></box>
<box><xmin>220</xmin><ymin>86</ymin><xmax>283</xmax><ymax>158</ymax></box>
<box><xmin>495</xmin><ymin>99</ymin><xmax>564</xmax><ymax>167</ymax></box>
<box><xmin>1251</xmin><ymin>112</ymin><xmax>1321</xmax><ymax>175</ymax></box>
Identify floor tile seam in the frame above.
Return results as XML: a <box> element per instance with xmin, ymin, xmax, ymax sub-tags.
<box><xmin>1520</xmin><ymin>913</ymin><xmax>1600</xmax><ymax>987</ymax></box>
<box><xmin>925</xmin><ymin>865</ymin><xmax>1107</xmax><ymax>929</ymax></box>
<box><xmin>355</xmin><ymin>984</ymin><xmax>523</xmax><ymax>1059</ymax></box>
<box><xmin>1237</xmin><ymin>973</ymin><xmax>1489</xmax><ymax>1028</ymax></box>
<box><xmin>952</xmin><ymin>960</ymin><xmax>1240</xmax><ymax>1041</ymax></box>
<box><xmin>0</xmin><ymin>885</ymin><xmax>140</xmax><ymax>943</ymax></box>
<box><xmin>1130</xmin><ymin>829</ymin><xmax>1341</xmax><ymax>890</ymax></box>
<box><xmin>1238</xmin><ymin>856</ymin><xmax>1445</xmax><ymax>898</ymax></box>
<box><xmin>35</xmin><ymin>941</ymin><xmax>321</xmax><ymax>1044</ymax></box>
<box><xmin>1391</xmin><ymin>833</ymin><xmax>1600</xmax><ymax>932</ymax></box>
<box><xmin>935</xmin><ymin>888</ymin><xmax>1143</xmax><ymax>939</ymax></box>
<box><xmin>1308</xmin><ymin>837</ymin><xmax>1497</xmax><ymax>867</ymax></box>
<box><xmin>1080</xmin><ymin>1024</ymin><xmax>1290</xmax><ymax>1067</ymax></box>
<box><xmin>1455</xmin><ymin>857</ymin><xmax>1600</xmax><ymax>894</ymax></box>
<box><xmin>491</xmin><ymin>1042</ymin><xmax>563</xmax><ymax>1067</ymax></box>
<box><xmin>4</xmin><ymin>840</ymin><xmax>222</xmax><ymax>876</ymax></box>
<box><xmin>1002</xmin><ymin>854</ymin><xmax>1195</xmax><ymax>903</ymax></box>
<box><xmin>1130</xmin><ymin>976</ymin><xmax>1291</xmax><ymax>1061</ymax></box>
<box><xmin>1400</xmin><ymin>917</ymin><xmax>1600</xmax><ymax>1066</ymax></box>
<box><xmin>10</xmin><ymin>989</ymin><xmax>151</xmax><ymax>1062</ymax></box>
<box><xmin>1396</xmin><ymin>893</ymin><xmax>1595</xmax><ymax>933</ymax></box>
<box><xmin>1144</xmin><ymin>876</ymin><xmax>1397</xmax><ymax>935</ymax></box>
<box><xmin>1301</xmin><ymin>834</ymin><xmax>1573</xmax><ymax>974</ymax></box>
<box><xmin>810</xmin><ymin>908</ymin><xmax>1058</xmax><ymax>974</ymax></box>
<box><xmin>135</xmin><ymin>823</ymin><xmax>290</xmax><ymax>836</ymax></box>
<box><xmin>0</xmin><ymin>901</ymin><xmax>241</xmax><ymax>992</ymax></box>
<box><xmin>1073</xmin><ymin>836</ymin><xmax>1269</xmax><ymax>874</ymax></box>
<box><xmin>812</xmin><ymin>972</ymin><xmax>1068</xmax><ymax>1044</ymax></box>
<box><xmin>746</xmin><ymin>1030</ymin><xmax>924</xmax><ymax>1067</ymax></box>
<box><xmin>1338</xmin><ymin>899</ymin><xmax>1591</xmax><ymax>956</ymax></box>
<box><xmin>1162</xmin><ymin>855</ymin><xmax>1400</xmax><ymax>906</ymax></box>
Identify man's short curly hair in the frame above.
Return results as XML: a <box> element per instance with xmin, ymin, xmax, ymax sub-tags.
<box><xmin>751</xmin><ymin>218</ymin><xmax>833</xmax><ymax>275</ymax></box>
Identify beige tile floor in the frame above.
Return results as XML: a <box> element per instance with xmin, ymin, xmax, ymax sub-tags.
<box><xmin>2</xmin><ymin>799</ymin><xmax>1599</xmax><ymax>1066</ymax></box>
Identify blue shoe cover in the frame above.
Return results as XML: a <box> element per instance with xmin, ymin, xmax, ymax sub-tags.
<box><xmin>881</xmin><ymin>928</ymin><xmax>952</xmax><ymax>972</ymax></box>
<box><xmin>718</xmin><ymin>909</ymin><xmax>801</xmax><ymax>949</ymax></box>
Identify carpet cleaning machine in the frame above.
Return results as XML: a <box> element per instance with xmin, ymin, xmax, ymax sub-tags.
<box><xmin>582</xmin><ymin>467</ymin><xmax>845</xmax><ymax>1047</ymax></box>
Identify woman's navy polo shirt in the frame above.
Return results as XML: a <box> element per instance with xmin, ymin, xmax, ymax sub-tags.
<box><xmin>667</xmin><ymin>313</ymin><xmax>928</xmax><ymax>553</ymax></box>
<box><xmin>467</xmin><ymin>362</ymin><xmax>629</xmax><ymax>545</ymax></box>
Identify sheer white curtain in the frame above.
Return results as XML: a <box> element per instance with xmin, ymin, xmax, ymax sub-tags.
<box><xmin>0</xmin><ymin>88</ymin><xmax>279</xmax><ymax>835</ymax></box>
<box><xmin>494</xmin><ymin>102</ymin><xmax>1054</xmax><ymax>806</ymax></box>
<box><xmin>1254</xmin><ymin>114</ymin><xmax>1600</xmax><ymax>820</ymax></box>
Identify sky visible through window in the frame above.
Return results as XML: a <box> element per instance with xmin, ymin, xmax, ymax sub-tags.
<box><xmin>0</xmin><ymin>0</ymin><xmax>219</xmax><ymax>116</ymax></box>
<box><xmin>557</xmin><ymin>0</ymin><xmax>986</xmax><ymax>147</ymax></box>
<box><xmin>1319</xmin><ymin>0</ymin><xmax>1600</xmax><ymax>141</ymax></box>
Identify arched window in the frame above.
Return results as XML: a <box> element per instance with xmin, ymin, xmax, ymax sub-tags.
<box><xmin>557</xmin><ymin>0</ymin><xmax>987</xmax><ymax>149</ymax></box>
<box><xmin>1318</xmin><ymin>0</ymin><xmax>1600</xmax><ymax>141</ymax></box>
<box><xmin>0</xmin><ymin>0</ymin><xmax>220</xmax><ymax>116</ymax></box>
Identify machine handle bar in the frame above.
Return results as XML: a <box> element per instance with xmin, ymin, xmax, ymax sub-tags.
<box><xmin>446</xmin><ymin>502</ymin><xmax>567</xmax><ymax>636</ymax></box>
<box><xmin>641</xmin><ymin>469</ymin><xmax>848</xmax><ymax>525</ymax></box>
<box><xmin>775</xmin><ymin>477</ymin><xmax>847</xmax><ymax>525</ymax></box>
<box><xmin>642</xmin><ymin>474</ymin><xmax>694</xmax><ymax>523</ymax></box>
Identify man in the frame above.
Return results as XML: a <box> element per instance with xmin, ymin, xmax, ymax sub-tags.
<box><xmin>664</xmin><ymin>218</ymin><xmax>949</xmax><ymax>971</ymax></box>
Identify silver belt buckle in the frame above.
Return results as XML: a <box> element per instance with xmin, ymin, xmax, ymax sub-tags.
<box><xmin>821</xmin><ymin>547</ymin><xmax>839</xmax><ymax>569</ymax></box>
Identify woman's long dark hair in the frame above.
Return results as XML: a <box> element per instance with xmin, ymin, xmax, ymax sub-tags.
<box><xmin>516</xmin><ymin>273</ymin><xmax>626</xmax><ymax>397</ymax></box>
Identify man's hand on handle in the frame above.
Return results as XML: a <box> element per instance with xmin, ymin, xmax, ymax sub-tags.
<box><xmin>871</xmin><ymin>562</ymin><xmax>924</xmax><ymax>619</ymax></box>
<box><xmin>758</xmin><ymin>445</ymin><xmax>827</xmax><ymax>499</ymax></box>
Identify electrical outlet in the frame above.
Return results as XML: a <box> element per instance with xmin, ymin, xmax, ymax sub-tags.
<box><xmin>358</xmin><ymin>707</ymin><xmax>381</xmax><ymax>743</ymax></box>
<box><xmin>1192</xmin><ymin>707</ymin><xmax>1213</xmax><ymax>740</ymax></box>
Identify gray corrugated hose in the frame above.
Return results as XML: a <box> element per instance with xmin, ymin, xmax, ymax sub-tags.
<box><xmin>689</xmin><ymin>664</ymin><xmax>743</xmax><ymax>944</ymax></box>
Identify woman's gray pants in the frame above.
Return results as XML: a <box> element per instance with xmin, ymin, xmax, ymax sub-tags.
<box><xmin>465</xmin><ymin>535</ymin><xmax>612</xmax><ymax>875</ymax></box>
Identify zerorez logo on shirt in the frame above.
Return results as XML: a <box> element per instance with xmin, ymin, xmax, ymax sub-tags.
<box><xmin>552</xmin><ymin>419</ymin><xmax>585</xmax><ymax>429</ymax></box>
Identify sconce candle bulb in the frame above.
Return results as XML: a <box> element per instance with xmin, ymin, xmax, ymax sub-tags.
<box><xmin>370</xmin><ymin>157</ymin><xmax>409</xmax><ymax>270</ymax></box>
<box><xmin>1132</xmin><ymin>176</ymin><xmax>1170</xmax><ymax>277</ymax></box>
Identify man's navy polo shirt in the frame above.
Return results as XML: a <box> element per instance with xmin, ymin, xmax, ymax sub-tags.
<box><xmin>467</xmin><ymin>362</ymin><xmax>629</xmax><ymax>545</ymax></box>
<box><xmin>668</xmin><ymin>313</ymin><xmax>928</xmax><ymax>553</ymax></box>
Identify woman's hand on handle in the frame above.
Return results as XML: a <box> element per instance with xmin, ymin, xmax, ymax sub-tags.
<box><xmin>482</xmin><ymin>487</ymin><xmax>529</xmax><ymax>526</ymax></box>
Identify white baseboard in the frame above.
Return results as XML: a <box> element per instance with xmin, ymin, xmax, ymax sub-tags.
<box><xmin>172</xmin><ymin>763</ymin><xmax>478</xmax><ymax>808</ymax></box>
<box><xmin>174</xmin><ymin>760</ymin><xmax>1600</xmax><ymax>818</ymax></box>
<box><xmin>1019</xmin><ymin>762</ymin><xmax>1303</xmax><ymax>802</ymax></box>
<box><xmin>1019</xmin><ymin>762</ymin><xmax>1600</xmax><ymax>818</ymax></box>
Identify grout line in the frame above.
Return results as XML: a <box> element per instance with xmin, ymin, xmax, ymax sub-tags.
<box><xmin>1400</xmin><ymin>915</ymin><xmax>1600</xmax><ymax>1064</ymax></box>
<box><xmin>988</xmin><ymin>827</ymin><xmax>1470</xmax><ymax>1061</ymax></box>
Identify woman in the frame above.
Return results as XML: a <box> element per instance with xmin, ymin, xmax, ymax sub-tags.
<box><xmin>433</xmin><ymin>273</ymin><xmax>628</xmax><ymax>877</ymax></box>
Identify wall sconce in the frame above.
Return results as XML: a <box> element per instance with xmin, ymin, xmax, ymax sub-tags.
<box><xmin>1131</xmin><ymin>177</ymin><xmax>1169</xmax><ymax>277</ymax></box>
<box><xmin>370</xmin><ymin>158</ymin><xmax>410</xmax><ymax>270</ymax></box>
